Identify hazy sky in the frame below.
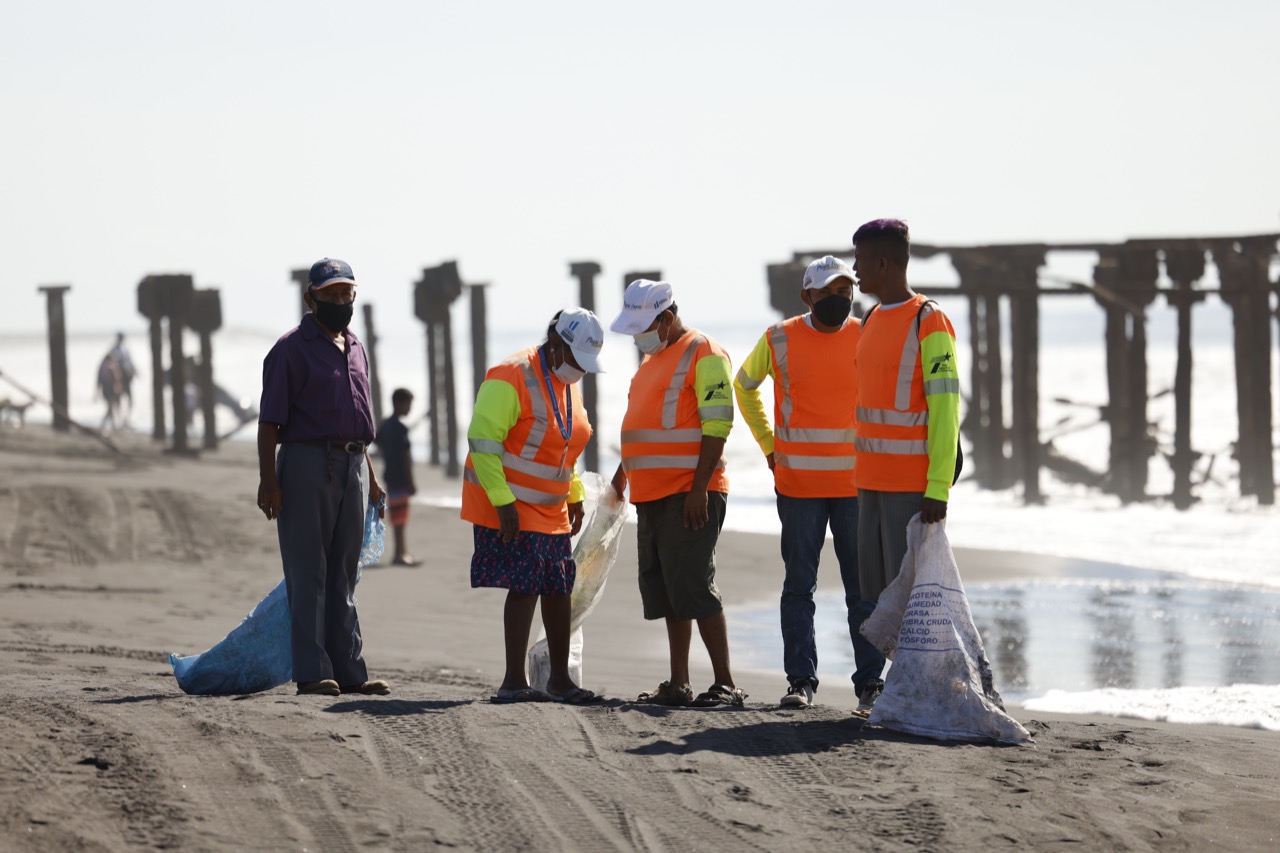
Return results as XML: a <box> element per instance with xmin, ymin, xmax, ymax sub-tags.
<box><xmin>4</xmin><ymin>0</ymin><xmax>1277</xmax><ymax>340</ymax></box>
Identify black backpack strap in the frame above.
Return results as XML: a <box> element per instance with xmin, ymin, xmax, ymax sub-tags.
<box><xmin>914</xmin><ymin>299</ymin><xmax>938</xmax><ymax>337</ymax></box>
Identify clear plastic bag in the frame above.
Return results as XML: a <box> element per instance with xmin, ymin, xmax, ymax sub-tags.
<box><xmin>357</xmin><ymin>496</ymin><xmax>386</xmax><ymax>584</ymax></box>
<box><xmin>168</xmin><ymin>497</ymin><xmax>386</xmax><ymax>695</ymax></box>
<box><xmin>527</xmin><ymin>472</ymin><xmax>629</xmax><ymax>692</ymax></box>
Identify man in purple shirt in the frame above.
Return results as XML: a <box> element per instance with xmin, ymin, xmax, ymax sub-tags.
<box><xmin>256</xmin><ymin>258</ymin><xmax>390</xmax><ymax>697</ymax></box>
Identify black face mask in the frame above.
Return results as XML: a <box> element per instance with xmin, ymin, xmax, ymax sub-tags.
<box><xmin>313</xmin><ymin>299</ymin><xmax>354</xmax><ymax>333</ymax></box>
<box><xmin>811</xmin><ymin>294</ymin><xmax>852</xmax><ymax>327</ymax></box>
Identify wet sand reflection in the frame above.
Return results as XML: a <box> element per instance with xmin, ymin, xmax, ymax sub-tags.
<box><xmin>730</xmin><ymin>570</ymin><xmax>1280</xmax><ymax>701</ymax></box>
<box><xmin>966</xmin><ymin>576</ymin><xmax>1280</xmax><ymax>701</ymax></box>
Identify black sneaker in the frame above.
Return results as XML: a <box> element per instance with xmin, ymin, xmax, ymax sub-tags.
<box><xmin>854</xmin><ymin>683</ymin><xmax>883</xmax><ymax>718</ymax></box>
<box><xmin>779</xmin><ymin>681</ymin><xmax>814</xmax><ymax>708</ymax></box>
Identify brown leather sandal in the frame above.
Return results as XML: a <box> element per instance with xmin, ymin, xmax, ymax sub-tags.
<box><xmin>635</xmin><ymin>681</ymin><xmax>694</xmax><ymax>706</ymax></box>
<box><xmin>691</xmin><ymin>683</ymin><xmax>748</xmax><ymax>707</ymax></box>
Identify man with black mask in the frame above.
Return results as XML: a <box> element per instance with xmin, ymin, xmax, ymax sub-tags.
<box><xmin>733</xmin><ymin>255</ymin><xmax>885</xmax><ymax>712</ymax></box>
<box><xmin>257</xmin><ymin>258</ymin><xmax>390</xmax><ymax>698</ymax></box>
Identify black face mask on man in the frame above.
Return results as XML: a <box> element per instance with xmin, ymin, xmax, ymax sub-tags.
<box><xmin>811</xmin><ymin>293</ymin><xmax>852</xmax><ymax>327</ymax></box>
<box><xmin>312</xmin><ymin>298</ymin><xmax>354</xmax><ymax>333</ymax></box>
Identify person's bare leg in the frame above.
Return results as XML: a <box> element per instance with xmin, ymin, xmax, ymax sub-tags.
<box><xmin>393</xmin><ymin>524</ymin><xmax>407</xmax><ymax>562</ymax></box>
<box><xmin>696</xmin><ymin>611</ymin><xmax>736</xmax><ymax>687</ymax></box>
<box><xmin>540</xmin><ymin>593</ymin><xmax>578</xmax><ymax>696</ymax></box>
<box><xmin>500</xmin><ymin>591</ymin><xmax>538</xmax><ymax>692</ymax></box>
<box><xmin>666</xmin><ymin>617</ymin><xmax>693</xmax><ymax>689</ymax></box>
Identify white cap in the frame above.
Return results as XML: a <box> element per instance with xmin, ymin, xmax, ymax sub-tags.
<box><xmin>803</xmin><ymin>255</ymin><xmax>855</xmax><ymax>290</ymax></box>
<box><xmin>553</xmin><ymin>307</ymin><xmax>606</xmax><ymax>373</ymax></box>
<box><xmin>610</xmin><ymin>280</ymin><xmax>674</xmax><ymax>335</ymax></box>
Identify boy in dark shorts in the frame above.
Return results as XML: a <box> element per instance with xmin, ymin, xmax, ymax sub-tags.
<box><xmin>375</xmin><ymin>388</ymin><xmax>418</xmax><ymax>566</ymax></box>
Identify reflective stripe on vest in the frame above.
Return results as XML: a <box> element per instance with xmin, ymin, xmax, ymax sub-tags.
<box><xmin>468</xmin><ymin>429</ymin><xmax>574</xmax><ymax>483</ymax></box>
<box><xmin>773</xmin><ymin>452</ymin><xmax>855</xmax><ymax>471</ymax></box>
<box><xmin>518</xmin><ymin>361</ymin><xmax>548</xmax><ymax>460</ymax></box>
<box><xmin>768</xmin><ymin>323</ymin><xmax>794</xmax><ymax>426</ymax></box>
<box><xmin>662</xmin><ymin>335</ymin><xmax>705</xmax><ymax>428</ymax></box>
<box><xmin>624</xmin><ymin>454</ymin><xmax>724</xmax><ymax>471</ymax></box>
<box><xmin>853</xmin><ymin>436</ymin><xmax>929</xmax><ymax>455</ymax></box>
<box><xmin>775</xmin><ymin>426</ymin><xmax>857</xmax><ymax>443</ymax></box>
<box><xmin>463</xmin><ymin>466</ymin><xmax>564</xmax><ymax>505</ymax></box>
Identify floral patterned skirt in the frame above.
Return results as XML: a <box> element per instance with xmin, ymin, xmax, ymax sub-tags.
<box><xmin>470</xmin><ymin>525</ymin><xmax>575</xmax><ymax>596</ymax></box>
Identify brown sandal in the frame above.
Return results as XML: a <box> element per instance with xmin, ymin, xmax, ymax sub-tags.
<box><xmin>636</xmin><ymin>681</ymin><xmax>694</xmax><ymax>706</ymax></box>
<box><xmin>691</xmin><ymin>683</ymin><xmax>748</xmax><ymax>707</ymax></box>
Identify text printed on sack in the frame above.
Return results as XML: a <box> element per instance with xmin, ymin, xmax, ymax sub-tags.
<box><xmin>897</xmin><ymin>586</ymin><xmax>963</xmax><ymax>652</ymax></box>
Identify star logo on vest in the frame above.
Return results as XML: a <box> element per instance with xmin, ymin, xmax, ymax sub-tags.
<box><xmin>929</xmin><ymin>353</ymin><xmax>955</xmax><ymax>375</ymax></box>
<box><xmin>704</xmin><ymin>381</ymin><xmax>729</xmax><ymax>401</ymax></box>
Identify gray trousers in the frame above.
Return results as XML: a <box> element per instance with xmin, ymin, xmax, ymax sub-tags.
<box><xmin>276</xmin><ymin>443</ymin><xmax>370</xmax><ymax>685</ymax></box>
<box><xmin>857</xmin><ymin>489</ymin><xmax>924</xmax><ymax>603</ymax></box>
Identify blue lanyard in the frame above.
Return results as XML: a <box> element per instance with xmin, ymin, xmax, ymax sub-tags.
<box><xmin>538</xmin><ymin>347</ymin><xmax>573</xmax><ymax>444</ymax></box>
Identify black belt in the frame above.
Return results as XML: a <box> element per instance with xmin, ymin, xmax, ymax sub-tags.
<box><xmin>297</xmin><ymin>439</ymin><xmax>368</xmax><ymax>454</ymax></box>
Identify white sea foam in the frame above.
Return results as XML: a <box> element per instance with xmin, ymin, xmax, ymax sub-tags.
<box><xmin>1021</xmin><ymin>684</ymin><xmax>1280</xmax><ymax>731</ymax></box>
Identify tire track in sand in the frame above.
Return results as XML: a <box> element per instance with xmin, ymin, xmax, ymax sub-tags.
<box><xmin>562</xmin><ymin>705</ymin><xmax>781</xmax><ymax>853</ymax></box>
<box><xmin>354</xmin><ymin>697</ymin><xmax>541</xmax><ymax>851</ymax></box>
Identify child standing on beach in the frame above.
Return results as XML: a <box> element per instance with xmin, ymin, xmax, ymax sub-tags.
<box><xmin>375</xmin><ymin>388</ymin><xmax>419</xmax><ymax>566</ymax></box>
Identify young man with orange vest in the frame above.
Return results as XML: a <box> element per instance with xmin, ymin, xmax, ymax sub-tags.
<box><xmin>851</xmin><ymin>218</ymin><xmax>961</xmax><ymax>714</ymax></box>
<box><xmin>734</xmin><ymin>255</ymin><xmax>886</xmax><ymax>711</ymax></box>
<box><xmin>461</xmin><ymin>308</ymin><xmax>606</xmax><ymax>705</ymax></box>
<box><xmin>609</xmin><ymin>280</ymin><xmax>747</xmax><ymax>708</ymax></box>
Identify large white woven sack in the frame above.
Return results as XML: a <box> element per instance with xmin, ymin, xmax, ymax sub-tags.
<box><xmin>861</xmin><ymin>516</ymin><xmax>1031</xmax><ymax>744</ymax></box>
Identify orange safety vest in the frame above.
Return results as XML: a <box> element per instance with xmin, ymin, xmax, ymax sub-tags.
<box><xmin>461</xmin><ymin>347</ymin><xmax>592</xmax><ymax>535</ymax></box>
<box><xmin>620</xmin><ymin>330</ymin><xmax>729</xmax><ymax>503</ymax></box>
<box><xmin>764</xmin><ymin>316</ymin><xmax>859</xmax><ymax>498</ymax></box>
<box><xmin>855</xmin><ymin>294</ymin><xmax>948</xmax><ymax>492</ymax></box>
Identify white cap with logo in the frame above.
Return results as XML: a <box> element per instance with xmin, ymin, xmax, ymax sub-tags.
<box><xmin>803</xmin><ymin>256</ymin><xmax>855</xmax><ymax>290</ymax></box>
<box><xmin>610</xmin><ymin>280</ymin><xmax>674</xmax><ymax>335</ymax></box>
<box><xmin>554</xmin><ymin>307</ymin><xmax>606</xmax><ymax>373</ymax></box>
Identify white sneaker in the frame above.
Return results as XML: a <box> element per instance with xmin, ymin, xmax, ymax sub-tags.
<box><xmin>854</xmin><ymin>683</ymin><xmax>883</xmax><ymax>718</ymax></box>
<box><xmin>780</xmin><ymin>682</ymin><xmax>814</xmax><ymax>708</ymax></box>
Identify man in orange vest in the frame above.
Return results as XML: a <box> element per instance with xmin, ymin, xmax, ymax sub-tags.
<box><xmin>851</xmin><ymin>218</ymin><xmax>961</xmax><ymax>715</ymax></box>
<box><xmin>734</xmin><ymin>255</ymin><xmax>886</xmax><ymax>710</ymax></box>
<box><xmin>609</xmin><ymin>280</ymin><xmax>747</xmax><ymax>708</ymax></box>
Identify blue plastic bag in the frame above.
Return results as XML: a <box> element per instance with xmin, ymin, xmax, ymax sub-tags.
<box><xmin>169</xmin><ymin>499</ymin><xmax>385</xmax><ymax>695</ymax></box>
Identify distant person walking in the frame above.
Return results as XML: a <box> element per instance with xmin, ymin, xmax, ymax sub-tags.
<box><xmin>256</xmin><ymin>258</ymin><xmax>390</xmax><ymax>698</ymax></box>
<box><xmin>96</xmin><ymin>350</ymin><xmax>125</xmax><ymax>431</ymax></box>
<box><xmin>375</xmin><ymin>388</ymin><xmax>419</xmax><ymax>566</ymax></box>
<box><xmin>111</xmin><ymin>332</ymin><xmax>137</xmax><ymax>423</ymax></box>
<box><xmin>461</xmin><ymin>308</ymin><xmax>606</xmax><ymax>705</ymax></box>
<box><xmin>734</xmin><ymin>255</ymin><xmax>885</xmax><ymax>711</ymax></box>
<box><xmin>851</xmin><ymin>219</ymin><xmax>961</xmax><ymax>715</ymax></box>
<box><xmin>609</xmin><ymin>280</ymin><xmax>746</xmax><ymax>708</ymax></box>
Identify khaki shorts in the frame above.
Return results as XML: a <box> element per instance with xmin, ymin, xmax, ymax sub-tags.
<box><xmin>635</xmin><ymin>491</ymin><xmax>726</xmax><ymax>621</ymax></box>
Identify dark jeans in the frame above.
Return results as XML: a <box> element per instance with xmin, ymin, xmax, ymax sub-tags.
<box><xmin>777</xmin><ymin>492</ymin><xmax>885</xmax><ymax>693</ymax></box>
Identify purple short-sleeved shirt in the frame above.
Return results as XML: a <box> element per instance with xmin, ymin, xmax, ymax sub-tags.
<box><xmin>259</xmin><ymin>314</ymin><xmax>376</xmax><ymax>443</ymax></box>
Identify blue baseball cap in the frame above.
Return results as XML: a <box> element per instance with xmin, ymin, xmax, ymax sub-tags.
<box><xmin>308</xmin><ymin>258</ymin><xmax>356</xmax><ymax>290</ymax></box>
